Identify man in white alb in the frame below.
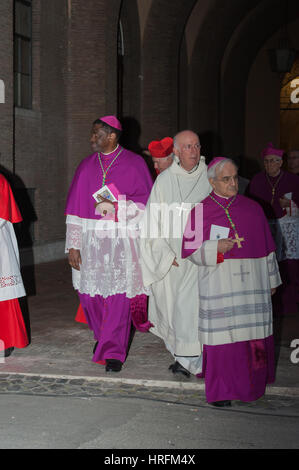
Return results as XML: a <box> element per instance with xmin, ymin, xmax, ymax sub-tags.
<box><xmin>140</xmin><ymin>130</ymin><xmax>211</xmax><ymax>376</ymax></box>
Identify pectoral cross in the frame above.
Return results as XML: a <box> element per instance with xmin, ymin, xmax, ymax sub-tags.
<box><xmin>233</xmin><ymin>232</ymin><xmax>245</xmax><ymax>248</ymax></box>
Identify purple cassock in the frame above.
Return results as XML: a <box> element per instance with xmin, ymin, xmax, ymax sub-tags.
<box><xmin>182</xmin><ymin>193</ymin><xmax>280</xmax><ymax>403</ymax></box>
<box><xmin>182</xmin><ymin>193</ymin><xmax>276</xmax><ymax>260</ymax></box>
<box><xmin>246</xmin><ymin>170</ymin><xmax>299</xmax><ymax>219</ymax></box>
<box><xmin>65</xmin><ymin>147</ymin><xmax>153</xmax><ymax>219</ymax></box>
<box><xmin>247</xmin><ymin>170</ymin><xmax>299</xmax><ymax>315</ymax></box>
<box><xmin>65</xmin><ymin>146</ymin><xmax>153</xmax><ymax>364</ymax></box>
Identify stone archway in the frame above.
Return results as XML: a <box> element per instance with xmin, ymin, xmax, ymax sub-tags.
<box><xmin>220</xmin><ymin>0</ymin><xmax>299</xmax><ymax>166</ymax></box>
<box><xmin>186</xmin><ymin>0</ymin><xmax>261</xmax><ymax>158</ymax></box>
<box><xmin>186</xmin><ymin>0</ymin><xmax>299</xmax><ymax>168</ymax></box>
<box><xmin>220</xmin><ymin>1</ymin><xmax>284</xmax><ymax>161</ymax></box>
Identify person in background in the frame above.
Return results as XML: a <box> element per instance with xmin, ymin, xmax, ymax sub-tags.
<box><xmin>0</xmin><ymin>174</ymin><xmax>28</xmax><ymax>358</ymax></box>
<box><xmin>148</xmin><ymin>137</ymin><xmax>174</xmax><ymax>176</ymax></box>
<box><xmin>246</xmin><ymin>142</ymin><xmax>299</xmax><ymax>316</ymax></box>
<box><xmin>287</xmin><ymin>149</ymin><xmax>299</xmax><ymax>176</ymax></box>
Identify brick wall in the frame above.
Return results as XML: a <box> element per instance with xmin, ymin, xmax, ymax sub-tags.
<box><xmin>14</xmin><ymin>0</ymin><xmax>122</xmax><ymax>245</ymax></box>
<box><xmin>14</xmin><ymin>0</ymin><xmax>68</xmax><ymax>243</ymax></box>
<box><xmin>140</xmin><ymin>0</ymin><xmax>197</xmax><ymax>147</ymax></box>
<box><xmin>65</xmin><ymin>0</ymin><xmax>122</xmax><ymax>184</ymax></box>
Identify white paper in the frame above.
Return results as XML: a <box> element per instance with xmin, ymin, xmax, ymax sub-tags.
<box><xmin>92</xmin><ymin>184</ymin><xmax>117</xmax><ymax>202</ymax></box>
<box><xmin>209</xmin><ymin>224</ymin><xmax>230</xmax><ymax>241</ymax></box>
<box><xmin>284</xmin><ymin>192</ymin><xmax>292</xmax><ymax>200</ymax></box>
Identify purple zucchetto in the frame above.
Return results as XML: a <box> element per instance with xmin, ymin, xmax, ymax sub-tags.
<box><xmin>261</xmin><ymin>142</ymin><xmax>284</xmax><ymax>159</ymax></box>
<box><xmin>207</xmin><ymin>157</ymin><xmax>227</xmax><ymax>170</ymax></box>
<box><xmin>100</xmin><ymin>115</ymin><xmax>122</xmax><ymax>131</ymax></box>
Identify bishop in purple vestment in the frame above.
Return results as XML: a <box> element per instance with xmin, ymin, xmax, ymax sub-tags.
<box><xmin>65</xmin><ymin>116</ymin><xmax>153</xmax><ymax>372</ymax></box>
<box><xmin>182</xmin><ymin>157</ymin><xmax>281</xmax><ymax>406</ymax></box>
<box><xmin>246</xmin><ymin>143</ymin><xmax>299</xmax><ymax>316</ymax></box>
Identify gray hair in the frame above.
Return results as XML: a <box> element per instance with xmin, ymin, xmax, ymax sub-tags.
<box><xmin>207</xmin><ymin>158</ymin><xmax>238</xmax><ymax>180</ymax></box>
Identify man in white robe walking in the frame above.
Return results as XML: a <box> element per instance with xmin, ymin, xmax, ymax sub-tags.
<box><xmin>140</xmin><ymin>130</ymin><xmax>211</xmax><ymax>376</ymax></box>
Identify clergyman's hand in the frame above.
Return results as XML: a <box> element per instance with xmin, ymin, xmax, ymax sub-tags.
<box><xmin>95</xmin><ymin>195</ymin><xmax>115</xmax><ymax>216</ymax></box>
<box><xmin>172</xmin><ymin>257</ymin><xmax>179</xmax><ymax>267</ymax></box>
<box><xmin>217</xmin><ymin>238</ymin><xmax>234</xmax><ymax>254</ymax></box>
<box><xmin>68</xmin><ymin>248</ymin><xmax>82</xmax><ymax>271</ymax></box>
<box><xmin>271</xmin><ymin>288</ymin><xmax>276</xmax><ymax>296</ymax></box>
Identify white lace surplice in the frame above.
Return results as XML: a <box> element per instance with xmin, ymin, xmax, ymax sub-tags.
<box><xmin>269</xmin><ymin>216</ymin><xmax>299</xmax><ymax>261</ymax></box>
<box><xmin>0</xmin><ymin>218</ymin><xmax>26</xmax><ymax>301</ymax></box>
<box><xmin>66</xmin><ymin>214</ymin><xmax>149</xmax><ymax>298</ymax></box>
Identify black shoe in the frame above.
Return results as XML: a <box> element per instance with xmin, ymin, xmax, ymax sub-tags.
<box><xmin>4</xmin><ymin>347</ymin><xmax>14</xmax><ymax>358</ymax></box>
<box><xmin>211</xmin><ymin>400</ymin><xmax>232</xmax><ymax>407</ymax></box>
<box><xmin>169</xmin><ymin>361</ymin><xmax>190</xmax><ymax>378</ymax></box>
<box><xmin>93</xmin><ymin>341</ymin><xmax>98</xmax><ymax>354</ymax></box>
<box><xmin>105</xmin><ymin>359</ymin><xmax>123</xmax><ymax>372</ymax></box>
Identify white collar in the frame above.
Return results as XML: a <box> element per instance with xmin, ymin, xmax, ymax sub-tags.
<box><xmin>214</xmin><ymin>191</ymin><xmax>229</xmax><ymax>199</ymax></box>
<box><xmin>102</xmin><ymin>144</ymin><xmax>119</xmax><ymax>156</ymax></box>
<box><xmin>174</xmin><ymin>155</ymin><xmax>199</xmax><ymax>173</ymax></box>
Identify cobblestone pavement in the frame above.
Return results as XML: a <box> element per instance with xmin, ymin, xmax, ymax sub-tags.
<box><xmin>0</xmin><ymin>373</ymin><xmax>203</xmax><ymax>403</ymax></box>
<box><xmin>1</xmin><ymin>372</ymin><xmax>299</xmax><ymax>418</ymax></box>
<box><xmin>1</xmin><ymin>260</ymin><xmax>298</xmax><ymax>418</ymax></box>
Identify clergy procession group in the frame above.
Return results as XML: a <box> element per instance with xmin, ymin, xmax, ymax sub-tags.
<box><xmin>1</xmin><ymin>115</ymin><xmax>299</xmax><ymax>408</ymax></box>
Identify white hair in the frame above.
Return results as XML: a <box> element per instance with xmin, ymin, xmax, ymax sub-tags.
<box><xmin>207</xmin><ymin>158</ymin><xmax>238</xmax><ymax>180</ymax></box>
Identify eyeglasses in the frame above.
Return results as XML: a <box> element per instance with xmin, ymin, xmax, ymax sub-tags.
<box><xmin>264</xmin><ymin>158</ymin><xmax>281</xmax><ymax>164</ymax></box>
<box><xmin>182</xmin><ymin>143</ymin><xmax>201</xmax><ymax>152</ymax></box>
<box><xmin>216</xmin><ymin>175</ymin><xmax>238</xmax><ymax>183</ymax></box>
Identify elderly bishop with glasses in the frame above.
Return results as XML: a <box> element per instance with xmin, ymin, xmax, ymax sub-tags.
<box><xmin>182</xmin><ymin>157</ymin><xmax>281</xmax><ymax>407</ymax></box>
<box><xmin>246</xmin><ymin>143</ymin><xmax>299</xmax><ymax>316</ymax></box>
